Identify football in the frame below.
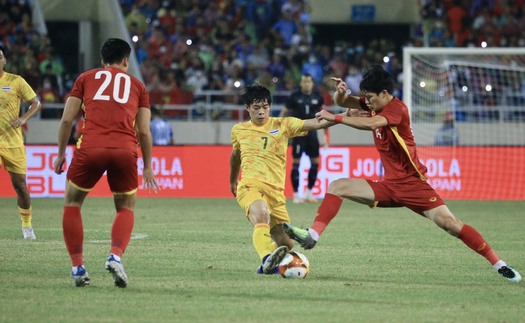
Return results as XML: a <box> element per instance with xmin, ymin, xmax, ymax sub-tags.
<box><xmin>278</xmin><ymin>251</ymin><xmax>310</xmax><ymax>279</ymax></box>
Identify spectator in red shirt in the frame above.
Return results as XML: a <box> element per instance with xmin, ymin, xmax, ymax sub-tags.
<box><xmin>446</xmin><ymin>0</ymin><xmax>468</xmax><ymax>37</ymax></box>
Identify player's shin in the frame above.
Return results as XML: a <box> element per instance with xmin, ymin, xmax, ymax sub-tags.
<box><xmin>19</xmin><ymin>206</ymin><xmax>32</xmax><ymax>228</ymax></box>
<box><xmin>308</xmin><ymin>163</ymin><xmax>318</xmax><ymax>189</ymax></box>
<box><xmin>63</xmin><ymin>206</ymin><xmax>84</xmax><ymax>266</ymax></box>
<box><xmin>253</xmin><ymin>223</ymin><xmax>275</xmax><ymax>260</ymax></box>
<box><xmin>311</xmin><ymin>193</ymin><xmax>343</xmax><ymax>237</ymax></box>
<box><xmin>457</xmin><ymin>224</ymin><xmax>499</xmax><ymax>265</ymax></box>
<box><xmin>110</xmin><ymin>208</ymin><xmax>134</xmax><ymax>256</ymax></box>
<box><xmin>291</xmin><ymin>164</ymin><xmax>300</xmax><ymax>192</ymax></box>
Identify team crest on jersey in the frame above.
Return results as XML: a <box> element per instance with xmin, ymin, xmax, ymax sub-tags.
<box><xmin>269</xmin><ymin>129</ymin><xmax>279</xmax><ymax>135</ymax></box>
<box><xmin>2</xmin><ymin>86</ymin><xmax>11</xmax><ymax>91</ymax></box>
<box><xmin>312</xmin><ymin>99</ymin><xmax>318</xmax><ymax>104</ymax></box>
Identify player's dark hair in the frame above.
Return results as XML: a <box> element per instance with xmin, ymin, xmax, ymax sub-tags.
<box><xmin>360</xmin><ymin>65</ymin><xmax>394</xmax><ymax>95</ymax></box>
<box><xmin>100</xmin><ymin>38</ymin><xmax>131</xmax><ymax>65</ymax></box>
<box><xmin>241</xmin><ymin>83</ymin><xmax>272</xmax><ymax>106</ymax></box>
<box><xmin>0</xmin><ymin>45</ymin><xmax>5</xmax><ymax>71</ymax></box>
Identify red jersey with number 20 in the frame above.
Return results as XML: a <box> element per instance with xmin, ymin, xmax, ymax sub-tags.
<box><xmin>69</xmin><ymin>66</ymin><xmax>150</xmax><ymax>151</ymax></box>
<box><xmin>361</xmin><ymin>97</ymin><xmax>427</xmax><ymax>181</ymax></box>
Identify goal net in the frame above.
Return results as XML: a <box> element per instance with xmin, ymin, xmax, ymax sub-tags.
<box><xmin>402</xmin><ymin>48</ymin><xmax>525</xmax><ymax>200</ymax></box>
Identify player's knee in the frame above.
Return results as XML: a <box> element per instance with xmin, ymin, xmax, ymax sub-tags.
<box><xmin>11</xmin><ymin>181</ymin><xmax>28</xmax><ymax>195</ymax></box>
<box><xmin>438</xmin><ymin>214</ymin><xmax>463</xmax><ymax>236</ymax></box>
<box><xmin>248</xmin><ymin>207</ymin><xmax>270</xmax><ymax>224</ymax></box>
<box><xmin>326</xmin><ymin>179</ymin><xmax>346</xmax><ymax>196</ymax></box>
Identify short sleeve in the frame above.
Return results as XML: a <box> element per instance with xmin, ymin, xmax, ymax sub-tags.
<box><xmin>282</xmin><ymin>117</ymin><xmax>307</xmax><ymax>138</ymax></box>
<box><xmin>18</xmin><ymin>77</ymin><xmax>36</xmax><ymax>102</ymax></box>
<box><xmin>231</xmin><ymin>124</ymin><xmax>240</xmax><ymax>150</ymax></box>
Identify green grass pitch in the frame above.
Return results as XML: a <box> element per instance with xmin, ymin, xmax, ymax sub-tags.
<box><xmin>0</xmin><ymin>197</ymin><xmax>523</xmax><ymax>322</ymax></box>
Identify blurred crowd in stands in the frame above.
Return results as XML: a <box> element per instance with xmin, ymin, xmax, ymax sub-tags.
<box><xmin>1</xmin><ymin>0</ymin><xmax>525</xmax><ymax>119</ymax></box>
<box><xmin>0</xmin><ymin>0</ymin><xmax>65</xmax><ymax>118</ymax></box>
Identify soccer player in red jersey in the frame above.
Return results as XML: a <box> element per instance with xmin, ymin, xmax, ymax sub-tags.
<box><xmin>53</xmin><ymin>38</ymin><xmax>159</xmax><ymax>287</ymax></box>
<box><xmin>284</xmin><ymin>65</ymin><xmax>521</xmax><ymax>283</ymax></box>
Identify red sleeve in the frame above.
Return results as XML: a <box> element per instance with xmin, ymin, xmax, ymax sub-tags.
<box><xmin>69</xmin><ymin>73</ymin><xmax>85</xmax><ymax>99</ymax></box>
<box><xmin>378</xmin><ymin>99</ymin><xmax>403</xmax><ymax>126</ymax></box>
<box><xmin>137</xmin><ymin>82</ymin><xmax>150</xmax><ymax>109</ymax></box>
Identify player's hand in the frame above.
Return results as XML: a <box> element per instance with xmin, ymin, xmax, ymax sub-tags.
<box><xmin>10</xmin><ymin>117</ymin><xmax>26</xmax><ymax>129</ymax></box>
<box><xmin>315</xmin><ymin>110</ymin><xmax>334</xmax><ymax>122</ymax></box>
<box><xmin>53</xmin><ymin>155</ymin><xmax>66</xmax><ymax>174</ymax></box>
<box><xmin>230</xmin><ymin>181</ymin><xmax>238</xmax><ymax>197</ymax></box>
<box><xmin>330</xmin><ymin>77</ymin><xmax>347</xmax><ymax>94</ymax></box>
<box><xmin>142</xmin><ymin>167</ymin><xmax>160</xmax><ymax>194</ymax></box>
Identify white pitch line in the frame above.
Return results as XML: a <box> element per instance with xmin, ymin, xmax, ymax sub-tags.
<box><xmin>88</xmin><ymin>233</ymin><xmax>149</xmax><ymax>244</ymax></box>
<box><xmin>21</xmin><ymin>228</ymin><xmax>149</xmax><ymax>243</ymax></box>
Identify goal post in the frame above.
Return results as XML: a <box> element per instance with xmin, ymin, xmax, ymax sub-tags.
<box><xmin>402</xmin><ymin>47</ymin><xmax>525</xmax><ymax>200</ymax></box>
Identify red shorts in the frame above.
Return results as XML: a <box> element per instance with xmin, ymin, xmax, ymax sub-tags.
<box><xmin>367</xmin><ymin>177</ymin><xmax>445</xmax><ymax>215</ymax></box>
<box><xmin>67</xmin><ymin>147</ymin><xmax>138</xmax><ymax>194</ymax></box>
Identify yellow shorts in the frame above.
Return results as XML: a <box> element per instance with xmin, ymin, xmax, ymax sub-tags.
<box><xmin>236</xmin><ymin>178</ymin><xmax>290</xmax><ymax>228</ymax></box>
<box><xmin>0</xmin><ymin>147</ymin><xmax>27</xmax><ymax>174</ymax></box>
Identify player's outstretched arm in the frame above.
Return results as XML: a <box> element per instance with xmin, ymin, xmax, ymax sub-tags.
<box><xmin>136</xmin><ymin>107</ymin><xmax>159</xmax><ymax>193</ymax></box>
<box><xmin>316</xmin><ymin>109</ymin><xmax>388</xmax><ymax>131</ymax></box>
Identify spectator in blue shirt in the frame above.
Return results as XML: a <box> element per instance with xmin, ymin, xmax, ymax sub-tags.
<box><xmin>150</xmin><ymin>107</ymin><xmax>174</xmax><ymax>145</ymax></box>
<box><xmin>435</xmin><ymin>112</ymin><xmax>459</xmax><ymax>146</ymax></box>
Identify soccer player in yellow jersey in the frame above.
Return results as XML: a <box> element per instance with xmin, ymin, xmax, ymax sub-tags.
<box><xmin>230</xmin><ymin>83</ymin><xmax>337</xmax><ymax>274</ymax></box>
<box><xmin>0</xmin><ymin>45</ymin><xmax>42</xmax><ymax>239</ymax></box>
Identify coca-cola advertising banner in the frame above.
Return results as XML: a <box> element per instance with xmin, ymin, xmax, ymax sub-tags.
<box><xmin>0</xmin><ymin>146</ymin><xmax>523</xmax><ymax>200</ymax></box>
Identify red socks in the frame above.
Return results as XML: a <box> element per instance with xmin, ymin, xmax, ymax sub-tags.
<box><xmin>110</xmin><ymin>208</ymin><xmax>134</xmax><ymax>257</ymax></box>
<box><xmin>63</xmin><ymin>206</ymin><xmax>134</xmax><ymax>265</ymax></box>
<box><xmin>458</xmin><ymin>224</ymin><xmax>499</xmax><ymax>265</ymax></box>
<box><xmin>63</xmin><ymin>206</ymin><xmax>84</xmax><ymax>266</ymax></box>
<box><xmin>311</xmin><ymin>193</ymin><xmax>343</xmax><ymax>236</ymax></box>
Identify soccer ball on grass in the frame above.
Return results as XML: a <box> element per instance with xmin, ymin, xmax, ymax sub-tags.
<box><xmin>278</xmin><ymin>251</ymin><xmax>309</xmax><ymax>279</ymax></box>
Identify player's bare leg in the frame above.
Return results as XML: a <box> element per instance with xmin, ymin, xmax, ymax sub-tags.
<box><xmin>9</xmin><ymin>172</ymin><xmax>35</xmax><ymax>239</ymax></box>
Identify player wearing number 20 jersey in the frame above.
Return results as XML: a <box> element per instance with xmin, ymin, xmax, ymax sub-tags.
<box><xmin>70</xmin><ymin>66</ymin><xmax>149</xmax><ymax>151</ymax></box>
<box><xmin>65</xmin><ymin>66</ymin><xmax>149</xmax><ymax>192</ymax></box>
<box><xmin>54</xmin><ymin>38</ymin><xmax>159</xmax><ymax>288</ymax></box>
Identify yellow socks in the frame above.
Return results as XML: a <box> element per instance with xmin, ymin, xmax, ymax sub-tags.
<box><xmin>19</xmin><ymin>206</ymin><xmax>32</xmax><ymax>228</ymax></box>
<box><xmin>253</xmin><ymin>223</ymin><xmax>276</xmax><ymax>260</ymax></box>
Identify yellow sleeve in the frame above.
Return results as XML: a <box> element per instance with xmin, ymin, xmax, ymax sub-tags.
<box><xmin>17</xmin><ymin>76</ymin><xmax>37</xmax><ymax>102</ymax></box>
<box><xmin>282</xmin><ymin>117</ymin><xmax>307</xmax><ymax>138</ymax></box>
<box><xmin>231</xmin><ymin>124</ymin><xmax>240</xmax><ymax>150</ymax></box>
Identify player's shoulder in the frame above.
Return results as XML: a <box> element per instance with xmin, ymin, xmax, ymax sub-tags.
<box><xmin>273</xmin><ymin>116</ymin><xmax>300</xmax><ymax>127</ymax></box>
<box><xmin>231</xmin><ymin>120</ymin><xmax>251</xmax><ymax>131</ymax></box>
<box><xmin>391</xmin><ymin>97</ymin><xmax>409</xmax><ymax>112</ymax></box>
<box><xmin>1</xmin><ymin>72</ymin><xmax>22</xmax><ymax>83</ymax></box>
<box><xmin>76</xmin><ymin>68</ymin><xmax>102</xmax><ymax>81</ymax></box>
